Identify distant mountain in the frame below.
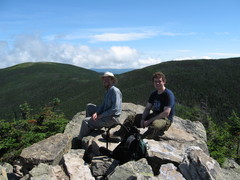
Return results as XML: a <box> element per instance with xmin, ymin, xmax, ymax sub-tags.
<box><xmin>0</xmin><ymin>62</ymin><xmax>103</xmax><ymax>120</ymax></box>
<box><xmin>0</xmin><ymin>58</ymin><xmax>239</xmax><ymax>123</ymax></box>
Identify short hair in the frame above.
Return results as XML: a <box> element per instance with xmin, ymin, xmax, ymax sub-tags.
<box><xmin>152</xmin><ymin>72</ymin><xmax>166</xmax><ymax>82</ymax></box>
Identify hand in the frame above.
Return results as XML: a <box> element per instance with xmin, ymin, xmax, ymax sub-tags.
<box><xmin>92</xmin><ymin>113</ymin><xmax>98</xmax><ymax>121</ymax></box>
<box><xmin>143</xmin><ymin>120</ymin><xmax>151</xmax><ymax>127</ymax></box>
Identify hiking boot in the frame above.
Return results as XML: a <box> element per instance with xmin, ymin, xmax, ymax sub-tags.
<box><xmin>101</xmin><ymin>133</ymin><xmax>121</xmax><ymax>143</ymax></box>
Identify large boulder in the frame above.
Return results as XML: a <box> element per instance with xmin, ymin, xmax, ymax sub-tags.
<box><xmin>107</xmin><ymin>158</ymin><xmax>154</xmax><ymax>180</ymax></box>
<box><xmin>27</xmin><ymin>163</ymin><xmax>69</xmax><ymax>180</ymax></box>
<box><xmin>158</xmin><ymin>163</ymin><xmax>186</xmax><ymax>180</ymax></box>
<box><xmin>20</xmin><ymin>133</ymin><xmax>72</xmax><ymax>169</ymax></box>
<box><xmin>90</xmin><ymin>156</ymin><xmax>119</xmax><ymax>178</ymax></box>
<box><xmin>63</xmin><ymin>149</ymin><xmax>94</xmax><ymax>180</ymax></box>
<box><xmin>179</xmin><ymin>146</ymin><xmax>224</xmax><ymax>180</ymax></box>
<box><xmin>64</xmin><ymin>112</ymin><xmax>86</xmax><ymax>149</ymax></box>
<box><xmin>145</xmin><ymin>116</ymin><xmax>208</xmax><ymax>174</ymax></box>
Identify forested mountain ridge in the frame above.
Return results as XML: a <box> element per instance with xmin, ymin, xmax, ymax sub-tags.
<box><xmin>0</xmin><ymin>58</ymin><xmax>239</xmax><ymax>123</ymax></box>
<box><xmin>0</xmin><ymin>62</ymin><xmax>102</xmax><ymax>120</ymax></box>
<box><xmin>117</xmin><ymin>57</ymin><xmax>240</xmax><ymax>124</ymax></box>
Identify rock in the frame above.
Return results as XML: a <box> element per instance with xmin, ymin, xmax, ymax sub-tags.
<box><xmin>63</xmin><ymin>149</ymin><xmax>94</xmax><ymax>180</ymax></box>
<box><xmin>179</xmin><ymin>146</ymin><xmax>224</xmax><ymax>180</ymax></box>
<box><xmin>222</xmin><ymin>158</ymin><xmax>240</xmax><ymax>169</ymax></box>
<box><xmin>64</xmin><ymin>112</ymin><xmax>86</xmax><ymax>149</ymax></box>
<box><xmin>0</xmin><ymin>165</ymin><xmax>8</xmax><ymax>180</ymax></box>
<box><xmin>107</xmin><ymin>158</ymin><xmax>154</xmax><ymax>180</ymax></box>
<box><xmin>146</xmin><ymin>139</ymin><xmax>184</xmax><ymax>174</ymax></box>
<box><xmin>221</xmin><ymin>159</ymin><xmax>240</xmax><ymax>180</ymax></box>
<box><xmin>3</xmin><ymin>102</ymin><xmax>239</xmax><ymax>179</ymax></box>
<box><xmin>142</xmin><ymin>116</ymin><xmax>209</xmax><ymax>175</ymax></box>
<box><xmin>20</xmin><ymin>133</ymin><xmax>72</xmax><ymax>168</ymax></box>
<box><xmin>119</xmin><ymin>103</ymin><xmax>145</xmax><ymax>123</ymax></box>
<box><xmin>0</xmin><ymin>162</ymin><xmax>13</xmax><ymax>174</ymax></box>
<box><xmin>64</xmin><ymin>103</ymin><xmax>143</xmax><ymax>150</ymax></box>
<box><xmin>90</xmin><ymin>156</ymin><xmax>119</xmax><ymax>177</ymax></box>
<box><xmin>29</xmin><ymin>163</ymin><xmax>68</xmax><ymax>180</ymax></box>
<box><xmin>0</xmin><ymin>162</ymin><xmax>21</xmax><ymax>180</ymax></box>
<box><xmin>91</xmin><ymin>134</ymin><xmax>120</xmax><ymax>156</ymax></box>
<box><xmin>160</xmin><ymin>116</ymin><xmax>208</xmax><ymax>154</ymax></box>
<box><xmin>158</xmin><ymin>163</ymin><xmax>186</xmax><ymax>180</ymax></box>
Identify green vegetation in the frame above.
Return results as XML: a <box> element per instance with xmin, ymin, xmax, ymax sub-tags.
<box><xmin>0</xmin><ymin>62</ymin><xmax>103</xmax><ymax>120</ymax></box>
<box><xmin>0</xmin><ymin>99</ymin><xmax>68</xmax><ymax>163</ymax></box>
<box><xmin>0</xmin><ymin>58</ymin><xmax>240</xmax><ymax>165</ymax></box>
<box><xmin>176</xmin><ymin>104</ymin><xmax>240</xmax><ymax>165</ymax></box>
<box><xmin>117</xmin><ymin>58</ymin><xmax>240</xmax><ymax>125</ymax></box>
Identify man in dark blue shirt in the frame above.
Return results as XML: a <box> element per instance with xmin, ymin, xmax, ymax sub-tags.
<box><xmin>138</xmin><ymin>71</ymin><xmax>175</xmax><ymax>138</ymax></box>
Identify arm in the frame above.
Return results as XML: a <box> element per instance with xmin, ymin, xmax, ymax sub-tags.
<box><xmin>140</xmin><ymin>103</ymin><xmax>152</xmax><ymax>128</ymax></box>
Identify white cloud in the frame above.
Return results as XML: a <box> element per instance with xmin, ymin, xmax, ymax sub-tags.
<box><xmin>0</xmin><ymin>34</ymin><xmax>161</xmax><ymax>69</ymax></box>
<box><xmin>209</xmin><ymin>52</ymin><xmax>240</xmax><ymax>57</ymax></box>
<box><xmin>173</xmin><ymin>56</ymin><xmax>212</xmax><ymax>61</ymax></box>
<box><xmin>136</xmin><ymin>57</ymin><xmax>163</xmax><ymax>67</ymax></box>
<box><xmin>43</xmin><ymin>27</ymin><xmax>197</xmax><ymax>44</ymax></box>
<box><xmin>90</xmin><ymin>31</ymin><xmax>156</xmax><ymax>42</ymax></box>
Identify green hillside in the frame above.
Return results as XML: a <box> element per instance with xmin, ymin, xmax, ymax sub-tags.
<box><xmin>117</xmin><ymin>57</ymin><xmax>240</xmax><ymax>124</ymax></box>
<box><xmin>0</xmin><ymin>58</ymin><xmax>239</xmax><ymax>123</ymax></box>
<box><xmin>0</xmin><ymin>62</ymin><xmax>103</xmax><ymax>120</ymax></box>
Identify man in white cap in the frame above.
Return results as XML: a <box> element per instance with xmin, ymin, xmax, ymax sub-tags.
<box><xmin>78</xmin><ymin>72</ymin><xmax>122</xmax><ymax>141</ymax></box>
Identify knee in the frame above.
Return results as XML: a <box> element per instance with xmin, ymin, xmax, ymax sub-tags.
<box><xmin>86</xmin><ymin>103</ymin><xmax>95</xmax><ymax>110</ymax></box>
<box><xmin>82</xmin><ymin>119</ymin><xmax>90</xmax><ymax>127</ymax></box>
<box><xmin>152</xmin><ymin>120</ymin><xmax>167</xmax><ymax>131</ymax></box>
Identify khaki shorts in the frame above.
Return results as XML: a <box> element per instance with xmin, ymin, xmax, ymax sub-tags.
<box><xmin>133</xmin><ymin>113</ymin><xmax>172</xmax><ymax>139</ymax></box>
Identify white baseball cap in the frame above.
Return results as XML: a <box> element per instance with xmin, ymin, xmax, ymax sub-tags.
<box><xmin>101</xmin><ymin>72</ymin><xmax>118</xmax><ymax>84</ymax></box>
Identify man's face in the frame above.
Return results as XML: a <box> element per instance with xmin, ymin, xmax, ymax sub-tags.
<box><xmin>153</xmin><ymin>77</ymin><xmax>165</xmax><ymax>91</ymax></box>
<box><xmin>102</xmin><ymin>76</ymin><xmax>114</xmax><ymax>88</ymax></box>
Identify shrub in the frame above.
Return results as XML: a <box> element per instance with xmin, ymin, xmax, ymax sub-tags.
<box><xmin>0</xmin><ymin>99</ymin><xmax>68</xmax><ymax>163</ymax></box>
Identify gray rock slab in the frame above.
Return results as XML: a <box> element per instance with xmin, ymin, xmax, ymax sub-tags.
<box><xmin>63</xmin><ymin>149</ymin><xmax>94</xmax><ymax>180</ymax></box>
<box><xmin>20</xmin><ymin>133</ymin><xmax>72</xmax><ymax>166</ymax></box>
<box><xmin>179</xmin><ymin>146</ymin><xmax>225</xmax><ymax>180</ymax></box>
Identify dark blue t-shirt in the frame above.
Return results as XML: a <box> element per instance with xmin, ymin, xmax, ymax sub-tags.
<box><xmin>148</xmin><ymin>88</ymin><xmax>175</xmax><ymax>121</ymax></box>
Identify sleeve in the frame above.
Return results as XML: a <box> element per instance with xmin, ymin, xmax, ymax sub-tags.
<box><xmin>165</xmin><ymin>90</ymin><xmax>175</xmax><ymax>108</ymax></box>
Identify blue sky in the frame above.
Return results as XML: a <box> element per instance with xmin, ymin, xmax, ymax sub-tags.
<box><xmin>0</xmin><ymin>0</ymin><xmax>240</xmax><ymax>69</ymax></box>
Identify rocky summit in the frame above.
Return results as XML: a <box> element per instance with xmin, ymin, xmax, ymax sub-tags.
<box><xmin>1</xmin><ymin>103</ymin><xmax>240</xmax><ymax>180</ymax></box>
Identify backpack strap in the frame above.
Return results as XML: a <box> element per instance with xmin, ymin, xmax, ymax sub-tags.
<box><xmin>124</xmin><ymin>135</ymin><xmax>136</xmax><ymax>151</ymax></box>
<box><xmin>105</xmin><ymin>123</ymin><xmax>130</xmax><ymax>149</ymax></box>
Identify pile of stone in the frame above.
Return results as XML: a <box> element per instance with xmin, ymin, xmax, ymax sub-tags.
<box><xmin>1</xmin><ymin>103</ymin><xmax>239</xmax><ymax>180</ymax></box>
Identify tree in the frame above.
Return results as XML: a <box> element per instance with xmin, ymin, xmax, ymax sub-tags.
<box><xmin>19</xmin><ymin>102</ymin><xmax>32</xmax><ymax>120</ymax></box>
<box><xmin>228</xmin><ymin>111</ymin><xmax>240</xmax><ymax>163</ymax></box>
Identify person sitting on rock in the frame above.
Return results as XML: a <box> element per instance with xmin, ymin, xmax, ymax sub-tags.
<box><xmin>78</xmin><ymin>72</ymin><xmax>122</xmax><ymax>141</ymax></box>
<box><xmin>107</xmin><ymin>71</ymin><xmax>175</xmax><ymax>140</ymax></box>
<box><xmin>137</xmin><ymin>71</ymin><xmax>175</xmax><ymax>138</ymax></box>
